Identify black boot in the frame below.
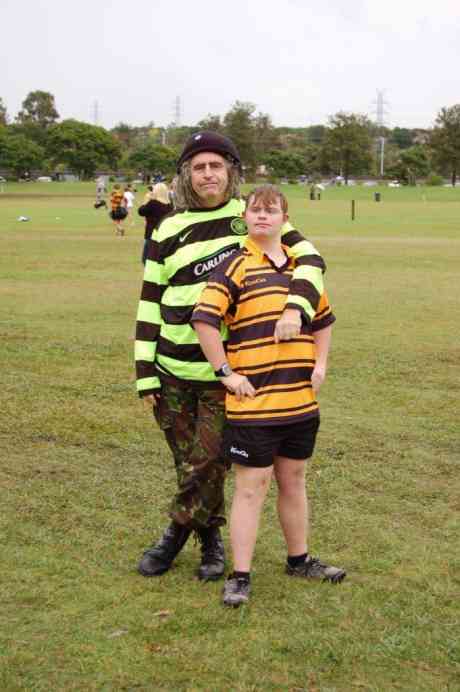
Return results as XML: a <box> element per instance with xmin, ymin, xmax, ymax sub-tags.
<box><xmin>197</xmin><ymin>526</ymin><xmax>225</xmax><ymax>581</ymax></box>
<box><xmin>138</xmin><ymin>522</ymin><xmax>191</xmax><ymax>577</ymax></box>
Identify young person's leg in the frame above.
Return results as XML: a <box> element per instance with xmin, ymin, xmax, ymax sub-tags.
<box><xmin>275</xmin><ymin>419</ymin><xmax>346</xmax><ymax>583</ymax></box>
<box><xmin>230</xmin><ymin>464</ymin><xmax>273</xmax><ymax>572</ymax></box>
<box><xmin>274</xmin><ymin>456</ymin><xmax>308</xmax><ymax>557</ymax></box>
<box><xmin>223</xmin><ymin>463</ymin><xmax>272</xmax><ymax>607</ymax></box>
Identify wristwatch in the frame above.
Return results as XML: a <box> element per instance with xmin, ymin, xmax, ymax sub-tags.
<box><xmin>214</xmin><ymin>362</ymin><xmax>233</xmax><ymax>378</ymax></box>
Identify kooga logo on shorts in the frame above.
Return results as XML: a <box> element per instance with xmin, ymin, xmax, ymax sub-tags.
<box><xmin>194</xmin><ymin>248</ymin><xmax>237</xmax><ymax>277</ymax></box>
<box><xmin>230</xmin><ymin>446</ymin><xmax>249</xmax><ymax>458</ymax></box>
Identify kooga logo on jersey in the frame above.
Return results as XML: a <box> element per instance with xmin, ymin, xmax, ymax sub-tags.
<box><xmin>194</xmin><ymin>248</ymin><xmax>237</xmax><ymax>277</ymax></box>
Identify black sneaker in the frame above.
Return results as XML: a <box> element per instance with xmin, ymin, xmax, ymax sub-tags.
<box><xmin>286</xmin><ymin>555</ymin><xmax>346</xmax><ymax>584</ymax></box>
<box><xmin>222</xmin><ymin>577</ymin><xmax>251</xmax><ymax>607</ymax></box>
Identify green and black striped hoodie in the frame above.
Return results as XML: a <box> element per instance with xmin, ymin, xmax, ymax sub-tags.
<box><xmin>135</xmin><ymin>197</ymin><xmax>326</xmax><ymax>395</ymax></box>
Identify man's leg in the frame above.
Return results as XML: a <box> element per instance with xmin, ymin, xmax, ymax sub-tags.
<box><xmin>138</xmin><ymin>383</ymin><xmax>198</xmax><ymax>577</ymax></box>
<box><xmin>169</xmin><ymin>388</ymin><xmax>227</xmax><ymax>529</ymax></box>
<box><xmin>170</xmin><ymin>388</ymin><xmax>228</xmax><ymax>580</ymax></box>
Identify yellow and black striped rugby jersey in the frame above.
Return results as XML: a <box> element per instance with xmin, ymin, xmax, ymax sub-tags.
<box><xmin>191</xmin><ymin>237</ymin><xmax>335</xmax><ymax>426</ymax></box>
<box><xmin>110</xmin><ymin>190</ymin><xmax>124</xmax><ymax>211</ymax></box>
<box><xmin>135</xmin><ymin>198</ymin><xmax>327</xmax><ymax>396</ymax></box>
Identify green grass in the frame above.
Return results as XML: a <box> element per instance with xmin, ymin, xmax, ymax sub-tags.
<box><xmin>1</xmin><ymin>183</ymin><xmax>459</xmax><ymax>691</ymax></box>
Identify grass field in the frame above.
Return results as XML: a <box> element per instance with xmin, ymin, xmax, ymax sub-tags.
<box><xmin>1</xmin><ymin>182</ymin><xmax>459</xmax><ymax>691</ymax></box>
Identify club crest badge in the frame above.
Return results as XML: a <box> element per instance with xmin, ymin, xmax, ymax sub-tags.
<box><xmin>231</xmin><ymin>218</ymin><xmax>247</xmax><ymax>235</ymax></box>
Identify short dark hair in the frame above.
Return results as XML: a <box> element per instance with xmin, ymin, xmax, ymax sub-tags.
<box><xmin>245</xmin><ymin>184</ymin><xmax>288</xmax><ymax>214</ymax></box>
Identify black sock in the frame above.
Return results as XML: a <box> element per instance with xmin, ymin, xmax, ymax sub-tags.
<box><xmin>287</xmin><ymin>553</ymin><xmax>308</xmax><ymax>568</ymax></box>
<box><xmin>231</xmin><ymin>570</ymin><xmax>250</xmax><ymax>582</ymax></box>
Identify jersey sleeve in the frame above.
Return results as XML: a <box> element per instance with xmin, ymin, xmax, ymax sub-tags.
<box><xmin>312</xmin><ymin>290</ymin><xmax>336</xmax><ymax>332</ymax></box>
<box><xmin>280</xmin><ymin>221</ymin><xmax>326</xmax><ymax>326</ymax></box>
<box><xmin>134</xmin><ymin>238</ymin><xmax>167</xmax><ymax>396</ymax></box>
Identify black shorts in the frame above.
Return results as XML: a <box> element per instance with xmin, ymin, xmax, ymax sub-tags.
<box><xmin>110</xmin><ymin>207</ymin><xmax>127</xmax><ymax>221</ymax></box>
<box><xmin>222</xmin><ymin>416</ymin><xmax>320</xmax><ymax>468</ymax></box>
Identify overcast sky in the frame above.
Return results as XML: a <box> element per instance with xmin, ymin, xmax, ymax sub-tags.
<box><xmin>2</xmin><ymin>0</ymin><xmax>459</xmax><ymax>130</ymax></box>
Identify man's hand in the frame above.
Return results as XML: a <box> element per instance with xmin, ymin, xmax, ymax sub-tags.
<box><xmin>142</xmin><ymin>393</ymin><xmax>159</xmax><ymax>409</ymax></box>
<box><xmin>221</xmin><ymin>373</ymin><xmax>256</xmax><ymax>401</ymax></box>
<box><xmin>274</xmin><ymin>308</ymin><xmax>302</xmax><ymax>343</ymax></box>
<box><xmin>311</xmin><ymin>365</ymin><xmax>326</xmax><ymax>394</ymax></box>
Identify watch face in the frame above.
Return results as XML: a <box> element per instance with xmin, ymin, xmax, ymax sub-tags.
<box><xmin>222</xmin><ymin>363</ymin><xmax>232</xmax><ymax>377</ymax></box>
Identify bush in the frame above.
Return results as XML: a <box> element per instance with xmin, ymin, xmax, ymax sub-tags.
<box><xmin>425</xmin><ymin>174</ymin><xmax>444</xmax><ymax>186</ymax></box>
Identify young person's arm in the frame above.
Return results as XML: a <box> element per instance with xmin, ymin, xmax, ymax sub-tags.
<box><xmin>191</xmin><ymin>255</ymin><xmax>255</xmax><ymax>401</ymax></box>
<box><xmin>193</xmin><ymin>322</ymin><xmax>255</xmax><ymax>400</ymax></box>
<box><xmin>312</xmin><ymin>324</ymin><xmax>332</xmax><ymax>393</ymax></box>
<box><xmin>311</xmin><ymin>290</ymin><xmax>336</xmax><ymax>393</ymax></box>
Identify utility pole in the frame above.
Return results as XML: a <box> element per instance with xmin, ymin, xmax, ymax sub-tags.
<box><xmin>372</xmin><ymin>90</ymin><xmax>389</xmax><ymax>178</ymax></box>
<box><xmin>173</xmin><ymin>96</ymin><xmax>182</xmax><ymax>128</ymax></box>
<box><xmin>93</xmin><ymin>100</ymin><xmax>99</xmax><ymax>126</ymax></box>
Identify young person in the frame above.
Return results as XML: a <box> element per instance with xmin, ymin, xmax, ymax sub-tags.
<box><xmin>192</xmin><ymin>185</ymin><xmax>346</xmax><ymax>607</ymax></box>
<box><xmin>135</xmin><ymin>132</ymin><xmax>328</xmax><ymax>582</ymax></box>
<box><xmin>110</xmin><ymin>184</ymin><xmax>127</xmax><ymax>236</ymax></box>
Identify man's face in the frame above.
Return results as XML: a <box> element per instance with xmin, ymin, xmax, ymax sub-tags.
<box><xmin>190</xmin><ymin>152</ymin><xmax>229</xmax><ymax>207</ymax></box>
<box><xmin>244</xmin><ymin>195</ymin><xmax>287</xmax><ymax>241</ymax></box>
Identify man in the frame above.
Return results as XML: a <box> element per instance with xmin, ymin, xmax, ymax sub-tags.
<box><xmin>135</xmin><ymin>131</ymin><xmax>327</xmax><ymax>581</ymax></box>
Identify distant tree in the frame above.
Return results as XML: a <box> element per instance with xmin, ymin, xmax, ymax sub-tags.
<box><xmin>111</xmin><ymin>122</ymin><xmax>138</xmax><ymax>150</ymax></box>
<box><xmin>7</xmin><ymin>121</ymin><xmax>50</xmax><ymax>148</ymax></box>
<box><xmin>223</xmin><ymin>101</ymin><xmax>257</xmax><ymax>173</ymax></box>
<box><xmin>17</xmin><ymin>90</ymin><xmax>59</xmax><ymax>128</ymax></box>
<box><xmin>254</xmin><ymin>113</ymin><xmax>279</xmax><ymax>161</ymax></box>
<box><xmin>47</xmin><ymin>120</ymin><xmax>120</xmax><ymax>178</ymax></box>
<box><xmin>323</xmin><ymin>112</ymin><xmax>374</xmax><ymax>183</ymax></box>
<box><xmin>306</xmin><ymin>125</ymin><xmax>327</xmax><ymax>145</ymax></box>
<box><xmin>0</xmin><ymin>131</ymin><xmax>45</xmax><ymax>177</ymax></box>
<box><xmin>197</xmin><ymin>114</ymin><xmax>223</xmax><ymax>133</ymax></box>
<box><xmin>128</xmin><ymin>142</ymin><xmax>177</xmax><ymax>177</ymax></box>
<box><xmin>430</xmin><ymin>105</ymin><xmax>460</xmax><ymax>186</ymax></box>
<box><xmin>390</xmin><ymin>127</ymin><xmax>416</xmax><ymax>150</ymax></box>
<box><xmin>263</xmin><ymin>150</ymin><xmax>307</xmax><ymax>179</ymax></box>
<box><xmin>387</xmin><ymin>145</ymin><xmax>431</xmax><ymax>184</ymax></box>
<box><xmin>0</xmin><ymin>98</ymin><xmax>8</xmax><ymax>126</ymax></box>
<box><xmin>164</xmin><ymin>125</ymin><xmax>195</xmax><ymax>149</ymax></box>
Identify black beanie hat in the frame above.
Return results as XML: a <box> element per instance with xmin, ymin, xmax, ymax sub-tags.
<box><xmin>177</xmin><ymin>131</ymin><xmax>241</xmax><ymax>173</ymax></box>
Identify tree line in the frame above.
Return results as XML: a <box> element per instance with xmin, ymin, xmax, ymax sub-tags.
<box><xmin>1</xmin><ymin>91</ymin><xmax>459</xmax><ymax>185</ymax></box>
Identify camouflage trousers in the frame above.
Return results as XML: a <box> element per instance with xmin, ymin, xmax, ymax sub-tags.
<box><xmin>153</xmin><ymin>381</ymin><xmax>228</xmax><ymax>530</ymax></box>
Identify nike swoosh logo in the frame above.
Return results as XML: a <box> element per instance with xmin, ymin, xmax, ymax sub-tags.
<box><xmin>179</xmin><ymin>229</ymin><xmax>194</xmax><ymax>243</ymax></box>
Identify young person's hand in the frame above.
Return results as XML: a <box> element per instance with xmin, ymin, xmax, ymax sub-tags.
<box><xmin>311</xmin><ymin>365</ymin><xmax>326</xmax><ymax>394</ymax></box>
<box><xmin>274</xmin><ymin>308</ymin><xmax>302</xmax><ymax>343</ymax></box>
<box><xmin>221</xmin><ymin>373</ymin><xmax>256</xmax><ymax>401</ymax></box>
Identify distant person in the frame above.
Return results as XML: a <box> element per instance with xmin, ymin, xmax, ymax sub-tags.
<box><xmin>94</xmin><ymin>176</ymin><xmax>107</xmax><ymax>209</ymax></box>
<box><xmin>138</xmin><ymin>182</ymin><xmax>173</xmax><ymax>264</ymax></box>
<box><xmin>168</xmin><ymin>176</ymin><xmax>178</xmax><ymax>208</ymax></box>
<box><xmin>110</xmin><ymin>184</ymin><xmax>127</xmax><ymax>236</ymax></box>
<box><xmin>124</xmin><ymin>184</ymin><xmax>136</xmax><ymax>226</ymax></box>
<box><xmin>192</xmin><ymin>184</ymin><xmax>346</xmax><ymax>608</ymax></box>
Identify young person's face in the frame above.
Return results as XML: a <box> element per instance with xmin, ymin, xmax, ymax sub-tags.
<box><xmin>190</xmin><ymin>152</ymin><xmax>229</xmax><ymax>207</ymax></box>
<box><xmin>244</xmin><ymin>195</ymin><xmax>287</xmax><ymax>241</ymax></box>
